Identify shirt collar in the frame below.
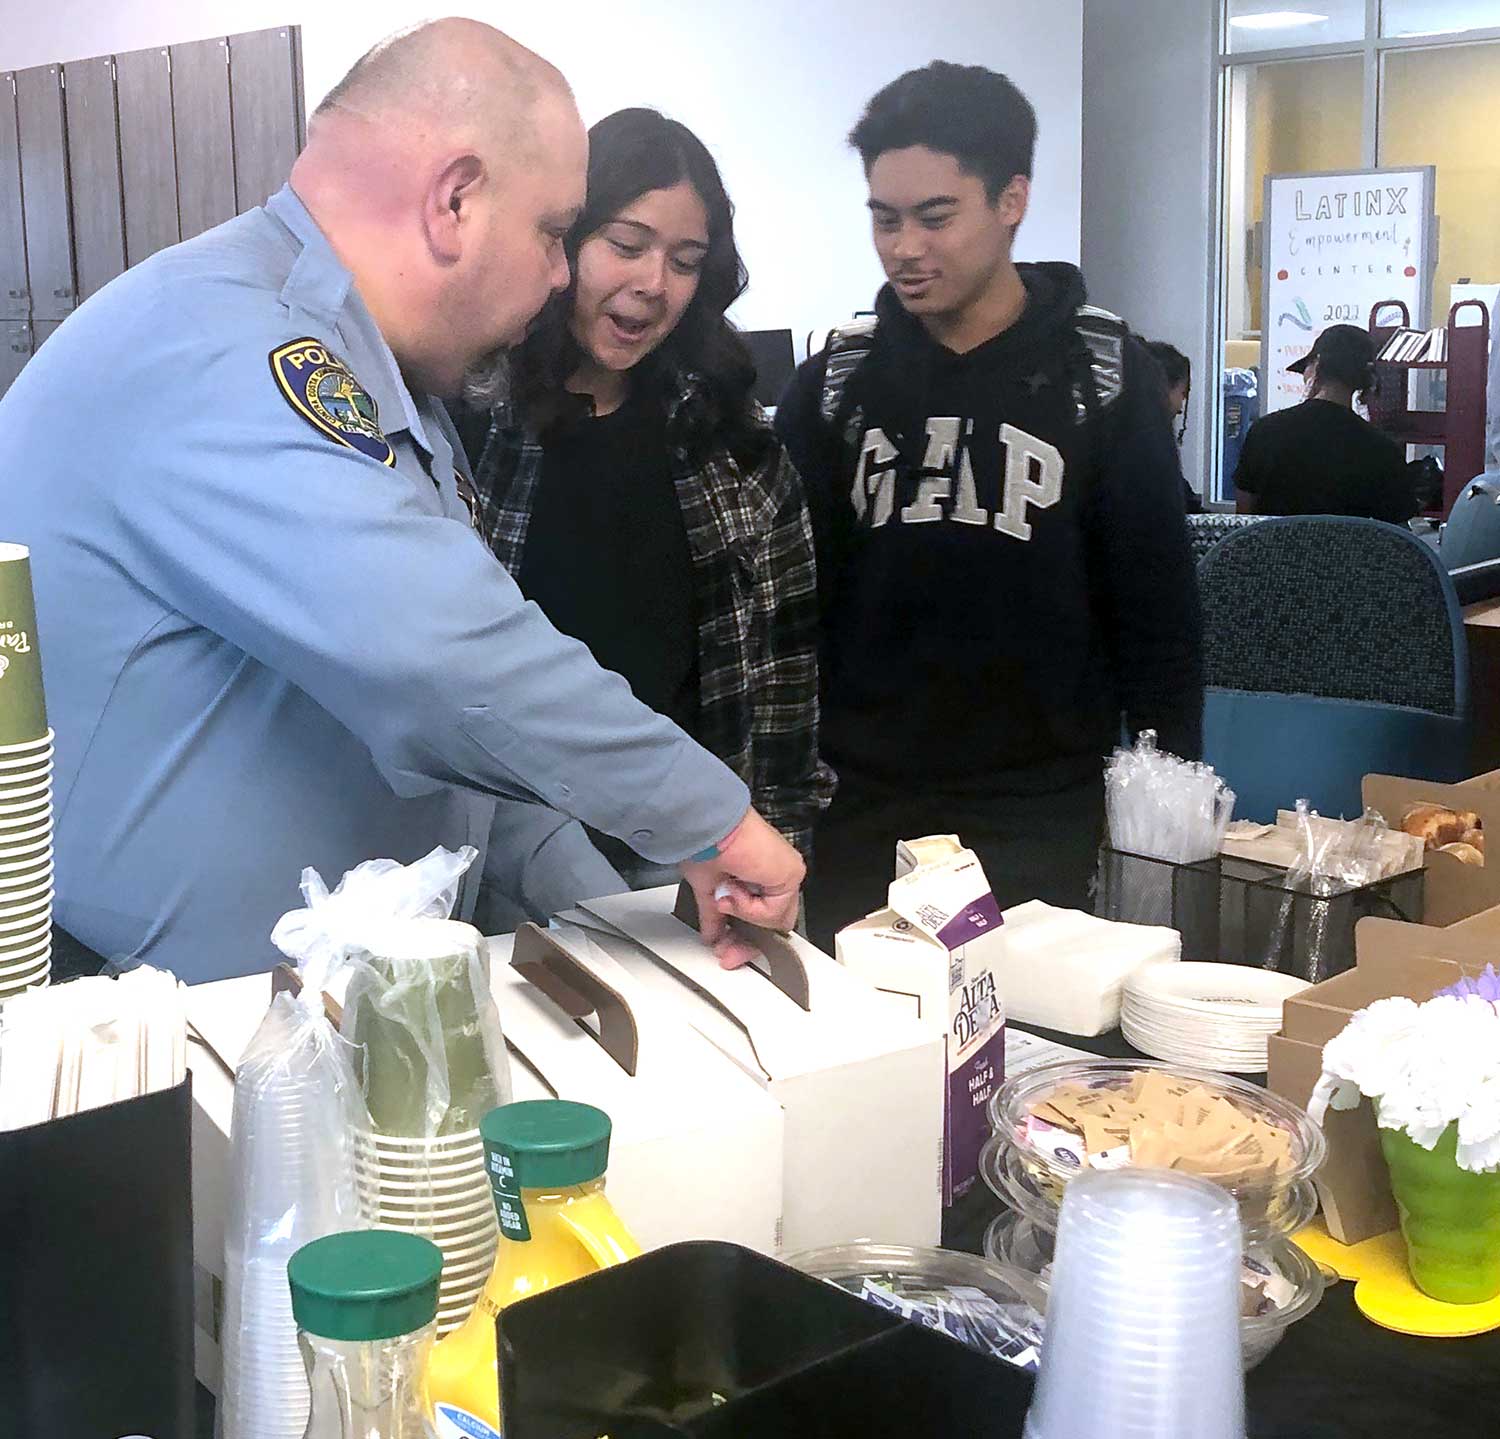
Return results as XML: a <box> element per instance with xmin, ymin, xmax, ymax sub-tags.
<box><xmin>264</xmin><ymin>184</ymin><xmax>437</xmax><ymax>457</ymax></box>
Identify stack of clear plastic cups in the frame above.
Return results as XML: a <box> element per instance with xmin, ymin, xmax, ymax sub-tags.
<box><xmin>353</xmin><ymin>1125</ymin><xmax>498</xmax><ymax>1335</ymax></box>
<box><xmin>221</xmin><ymin>1009</ymin><xmax>366</xmax><ymax>1439</ymax></box>
<box><xmin>980</xmin><ymin>1058</ymin><xmax>1328</xmax><ymax>1369</ymax></box>
<box><xmin>1025</xmin><ymin>1168</ymin><xmax>1247</xmax><ymax>1439</ymax></box>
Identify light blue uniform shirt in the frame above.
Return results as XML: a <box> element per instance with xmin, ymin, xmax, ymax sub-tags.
<box><xmin>0</xmin><ymin>186</ymin><xmax>748</xmax><ymax>980</ymax></box>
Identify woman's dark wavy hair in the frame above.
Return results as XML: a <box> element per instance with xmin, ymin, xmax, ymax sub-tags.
<box><xmin>513</xmin><ymin>108</ymin><xmax>766</xmax><ymax>460</ymax></box>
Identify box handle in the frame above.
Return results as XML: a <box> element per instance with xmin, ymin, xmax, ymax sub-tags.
<box><xmin>271</xmin><ymin>961</ymin><xmax>343</xmax><ymax>1028</ymax></box>
<box><xmin>512</xmin><ymin>923</ymin><xmax>640</xmax><ymax>1076</ymax></box>
<box><xmin>674</xmin><ymin>882</ymin><xmax>811</xmax><ymax>1011</ymax></box>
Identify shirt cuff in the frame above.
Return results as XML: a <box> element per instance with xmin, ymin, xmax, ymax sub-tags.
<box><xmin>614</xmin><ymin>741</ymin><xmax>750</xmax><ymax>866</ymax></box>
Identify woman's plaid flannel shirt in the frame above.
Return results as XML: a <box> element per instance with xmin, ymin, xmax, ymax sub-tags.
<box><xmin>467</xmin><ymin>371</ymin><xmax>836</xmax><ymax>858</ymax></box>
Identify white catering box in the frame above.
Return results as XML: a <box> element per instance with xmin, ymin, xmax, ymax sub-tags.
<box><xmin>492</xmin><ymin>921</ymin><xmax>784</xmax><ymax>1255</ymax></box>
<box><xmin>567</xmin><ymin>885</ymin><xmax>946</xmax><ymax>1252</ymax></box>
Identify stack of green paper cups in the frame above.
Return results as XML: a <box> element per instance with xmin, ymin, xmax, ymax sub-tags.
<box><xmin>0</xmin><ymin>544</ymin><xmax>53</xmax><ymax>1002</ymax></box>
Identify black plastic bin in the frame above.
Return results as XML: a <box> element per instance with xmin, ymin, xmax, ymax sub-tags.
<box><xmin>1096</xmin><ymin>845</ymin><xmax>1424</xmax><ymax>980</ymax></box>
<box><xmin>1096</xmin><ymin>847</ymin><xmax>1222</xmax><ymax>955</ymax></box>
<box><xmin>497</xmin><ymin>1241</ymin><xmax>1033</xmax><ymax>1438</ymax></box>
<box><xmin>0</xmin><ymin>1075</ymin><xmax>195</xmax><ymax>1439</ymax></box>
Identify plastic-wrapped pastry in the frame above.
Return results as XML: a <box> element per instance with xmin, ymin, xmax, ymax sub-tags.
<box><xmin>1439</xmin><ymin>841</ymin><xmax>1485</xmax><ymax>867</ymax></box>
<box><xmin>1462</xmin><ymin>827</ymin><xmax>1486</xmax><ymax>854</ymax></box>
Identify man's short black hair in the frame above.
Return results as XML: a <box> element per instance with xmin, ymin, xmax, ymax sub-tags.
<box><xmin>849</xmin><ymin>62</ymin><xmax>1037</xmax><ymax>202</ymax></box>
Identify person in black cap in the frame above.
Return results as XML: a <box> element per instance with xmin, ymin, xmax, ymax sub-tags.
<box><xmin>1234</xmin><ymin>323</ymin><xmax>1418</xmax><ymax>523</ymax></box>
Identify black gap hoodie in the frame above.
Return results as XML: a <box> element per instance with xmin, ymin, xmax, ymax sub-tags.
<box><xmin>776</xmin><ymin>263</ymin><xmax>1203</xmax><ymax>797</ymax></box>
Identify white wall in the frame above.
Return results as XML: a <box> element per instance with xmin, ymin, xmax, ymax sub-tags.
<box><xmin>1081</xmin><ymin>0</ymin><xmax>1217</xmax><ymax>499</ymax></box>
<box><xmin>0</xmin><ymin>2</ymin><xmax>1083</xmax><ymax>351</ymax></box>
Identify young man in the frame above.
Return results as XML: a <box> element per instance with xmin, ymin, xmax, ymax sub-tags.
<box><xmin>776</xmin><ymin>62</ymin><xmax>1203</xmax><ymax>947</ymax></box>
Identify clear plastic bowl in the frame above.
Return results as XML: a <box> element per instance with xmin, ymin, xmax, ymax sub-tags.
<box><xmin>784</xmin><ymin>1242</ymin><xmax>1047</xmax><ymax>1371</ymax></box>
<box><xmin>982</xmin><ymin>1210</ymin><xmax>1328</xmax><ymax>1371</ymax></box>
<box><xmin>979</xmin><ymin>1129</ymin><xmax>1320</xmax><ymax>1242</ymax></box>
<box><xmin>988</xmin><ymin>1057</ymin><xmax>1326</xmax><ymax>1228</ymax></box>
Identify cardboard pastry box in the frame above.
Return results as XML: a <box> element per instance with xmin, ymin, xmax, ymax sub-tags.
<box><xmin>1268</xmin><ymin>912</ymin><xmax>1497</xmax><ymax>1244</ymax></box>
<box><xmin>1364</xmin><ymin>770</ymin><xmax>1500</xmax><ymax>926</ymax></box>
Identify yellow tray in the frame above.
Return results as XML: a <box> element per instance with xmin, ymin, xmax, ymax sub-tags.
<box><xmin>1294</xmin><ymin>1218</ymin><xmax>1500</xmax><ymax>1338</ymax></box>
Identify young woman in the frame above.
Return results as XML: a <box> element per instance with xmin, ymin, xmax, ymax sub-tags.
<box><xmin>463</xmin><ymin>107</ymin><xmax>834</xmax><ymax>890</ymax></box>
<box><xmin>1144</xmin><ymin>339</ymin><xmax>1202</xmax><ymax>513</ymax></box>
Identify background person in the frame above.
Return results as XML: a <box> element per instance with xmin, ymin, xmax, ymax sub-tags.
<box><xmin>1234</xmin><ymin>323</ymin><xmax>1418</xmax><ymax>523</ymax></box>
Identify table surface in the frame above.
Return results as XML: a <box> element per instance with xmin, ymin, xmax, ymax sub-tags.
<box><xmin>59</xmin><ymin>928</ymin><xmax>1488</xmax><ymax>1439</ymax></box>
<box><xmin>1463</xmin><ymin>597</ymin><xmax>1500</xmax><ymax>629</ymax></box>
<box><xmin>965</xmin><ymin>1023</ymin><xmax>1500</xmax><ymax>1439</ymax></box>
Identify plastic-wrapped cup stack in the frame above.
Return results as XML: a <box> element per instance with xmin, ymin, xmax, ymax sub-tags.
<box><xmin>221</xmin><ymin>1028</ymin><xmax>364</xmax><ymax>1439</ymax></box>
<box><xmin>346</xmin><ymin>918</ymin><xmax>509</xmax><ymax>1334</ymax></box>
<box><xmin>0</xmin><ymin>544</ymin><xmax>53</xmax><ymax>1005</ymax></box>
<box><xmin>1024</xmin><ymin>1168</ymin><xmax>1246</xmax><ymax>1439</ymax></box>
<box><xmin>353</xmin><ymin>1125</ymin><xmax>498</xmax><ymax>1334</ymax></box>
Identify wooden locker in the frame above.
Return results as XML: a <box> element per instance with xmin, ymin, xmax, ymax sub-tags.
<box><xmin>115</xmin><ymin>46</ymin><xmax>179</xmax><ymax>267</ymax></box>
<box><xmin>0</xmin><ymin>319</ymin><xmax>32</xmax><ymax>398</ymax></box>
<box><xmin>0</xmin><ymin>75</ymin><xmax>26</xmax><ymax>321</ymax></box>
<box><xmin>170</xmin><ymin>37</ymin><xmax>235</xmax><ymax>242</ymax></box>
<box><xmin>228</xmin><ymin>26</ymin><xmax>303</xmax><ymax>214</ymax></box>
<box><xmin>62</xmin><ymin>55</ymin><xmax>126</xmax><ymax>302</ymax></box>
<box><xmin>14</xmin><ymin>64</ymin><xmax>74</xmax><ymax>322</ymax></box>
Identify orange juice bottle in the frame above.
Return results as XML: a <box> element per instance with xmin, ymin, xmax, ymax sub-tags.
<box><xmin>427</xmin><ymin>1100</ymin><xmax>640</xmax><ymax>1439</ymax></box>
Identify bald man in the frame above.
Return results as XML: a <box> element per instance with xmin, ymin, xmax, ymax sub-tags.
<box><xmin>0</xmin><ymin>19</ymin><xmax>801</xmax><ymax>982</ymax></box>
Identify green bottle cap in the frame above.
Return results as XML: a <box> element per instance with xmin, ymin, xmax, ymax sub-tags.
<box><xmin>287</xmin><ymin>1230</ymin><xmax>443</xmax><ymax>1342</ymax></box>
<box><xmin>480</xmin><ymin>1100</ymin><xmax>613</xmax><ymax>1189</ymax></box>
<box><xmin>481</xmin><ymin>1101</ymin><xmax>615</xmax><ymax>1242</ymax></box>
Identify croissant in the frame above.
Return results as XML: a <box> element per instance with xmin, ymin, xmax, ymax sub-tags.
<box><xmin>1402</xmin><ymin>803</ymin><xmax>1469</xmax><ymax>849</ymax></box>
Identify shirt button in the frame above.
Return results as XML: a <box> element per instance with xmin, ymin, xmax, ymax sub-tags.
<box><xmin>631</xmin><ymin>829</ymin><xmax>654</xmax><ymax>845</ymax></box>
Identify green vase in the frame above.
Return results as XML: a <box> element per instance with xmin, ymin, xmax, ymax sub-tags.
<box><xmin>1380</xmin><ymin>1122</ymin><xmax>1500</xmax><ymax>1304</ymax></box>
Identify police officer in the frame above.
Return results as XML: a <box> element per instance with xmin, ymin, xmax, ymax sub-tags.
<box><xmin>0</xmin><ymin>20</ymin><xmax>802</xmax><ymax>982</ymax></box>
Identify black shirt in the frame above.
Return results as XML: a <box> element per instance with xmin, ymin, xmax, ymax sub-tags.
<box><xmin>1234</xmin><ymin>399</ymin><xmax>1418</xmax><ymax>523</ymax></box>
<box><xmin>518</xmin><ymin>389</ymin><xmax>699</xmax><ymax>736</ymax></box>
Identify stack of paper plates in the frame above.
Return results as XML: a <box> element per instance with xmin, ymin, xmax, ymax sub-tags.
<box><xmin>1121</xmin><ymin>963</ymin><xmax>1309</xmax><ymax>1073</ymax></box>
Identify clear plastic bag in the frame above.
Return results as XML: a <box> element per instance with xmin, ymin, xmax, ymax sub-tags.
<box><xmin>221</xmin><ymin>989</ymin><xmax>369</xmax><ymax>1439</ymax></box>
<box><xmin>1105</xmin><ymin>731</ymin><xmax>1236</xmax><ymax>865</ymax></box>
<box><xmin>1259</xmin><ymin>802</ymin><xmax>1390</xmax><ymax>977</ymax></box>
<box><xmin>271</xmin><ymin>846</ymin><xmax>512</xmax><ymax>1139</ymax></box>
<box><xmin>1103</xmin><ymin>732</ymin><xmax>1235</xmax><ymax>930</ymax></box>
<box><xmin>342</xmin><ymin>919</ymin><xmax>511</xmax><ymax>1137</ymax></box>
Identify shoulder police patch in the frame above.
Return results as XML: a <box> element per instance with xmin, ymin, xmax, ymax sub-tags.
<box><xmin>269</xmin><ymin>337</ymin><xmax>396</xmax><ymax>466</ymax></box>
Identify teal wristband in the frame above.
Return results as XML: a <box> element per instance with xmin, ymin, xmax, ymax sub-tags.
<box><xmin>688</xmin><ymin>843</ymin><xmax>721</xmax><ymax>863</ymax></box>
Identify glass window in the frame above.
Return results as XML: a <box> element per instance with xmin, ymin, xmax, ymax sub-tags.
<box><xmin>1382</xmin><ymin>0</ymin><xmax>1500</xmax><ymax>38</ymax></box>
<box><xmin>1380</xmin><ymin>40</ymin><xmax>1500</xmax><ymax>318</ymax></box>
<box><xmin>1216</xmin><ymin>55</ymin><xmax>1363</xmax><ymax>495</ymax></box>
<box><xmin>1225</xmin><ymin>0</ymin><xmax>1367</xmax><ymax>54</ymax></box>
<box><xmin>1222</xmin><ymin>56</ymin><xmax>1364</xmax><ymax>339</ymax></box>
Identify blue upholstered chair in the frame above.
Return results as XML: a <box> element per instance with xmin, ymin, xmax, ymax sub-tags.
<box><xmin>1198</xmin><ymin>516</ymin><xmax>1470</xmax><ymax>822</ymax></box>
<box><xmin>1185</xmin><ymin>512</ymin><xmax>1267</xmax><ymax>569</ymax></box>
